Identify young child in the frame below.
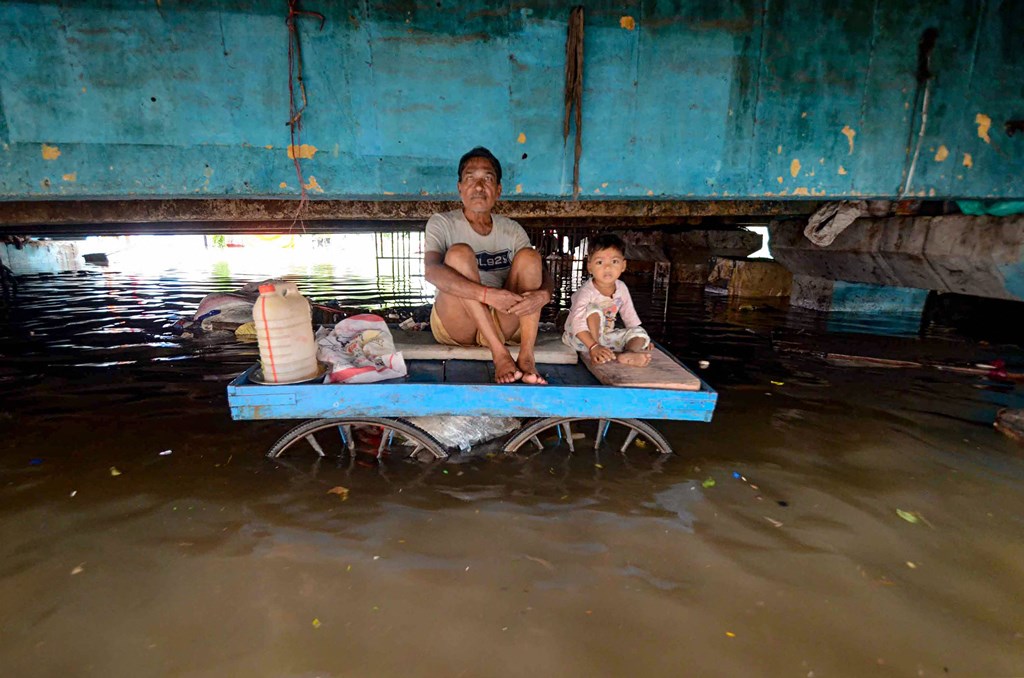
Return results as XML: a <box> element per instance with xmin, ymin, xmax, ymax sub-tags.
<box><xmin>562</xmin><ymin>234</ymin><xmax>652</xmax><ymax>367</ymax></box>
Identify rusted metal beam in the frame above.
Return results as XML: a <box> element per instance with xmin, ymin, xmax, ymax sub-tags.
<box><xmin>0</xmin><ymin>198</ymin><xmax>819</xmax><ymax>231</ymax></box>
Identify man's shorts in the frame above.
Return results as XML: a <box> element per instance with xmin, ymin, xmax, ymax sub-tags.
<box><xmin>430</xmin><ymin>304</ymin><xmax>522</xmax><ymax>348</ymax></box>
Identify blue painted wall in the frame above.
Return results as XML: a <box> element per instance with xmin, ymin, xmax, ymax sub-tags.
<box><xmin>1</xmin><ymin>0</ymin><xmax>1021</xmax><ymax>201</ymax></box>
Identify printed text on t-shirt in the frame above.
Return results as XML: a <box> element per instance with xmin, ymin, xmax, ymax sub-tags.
<box><xmin>476</xmin><ymin>250</ymin><xmax>512</xmax><ymax>271</ymax></box>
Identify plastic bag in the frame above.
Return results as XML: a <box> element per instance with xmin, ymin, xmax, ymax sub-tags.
<box><xmin>316</xmin><ymin>314</ymin><xmax>407</xmax><ymax>384</ymax></box>
<box><xmin>408</xmin><ymin>415</ymin><xmax>521</xmax><ymax>452</ymax></box>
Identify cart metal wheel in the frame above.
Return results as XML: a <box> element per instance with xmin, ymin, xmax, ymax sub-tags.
<box><xmin>502</xmin><ymin>417</ymin><xmax>673</xmax><ymax>455</ymax></box>
<box><xmin>267</xmin><ymin>417</ymin><xmax>448</xmax><ymax>460</ymax></box>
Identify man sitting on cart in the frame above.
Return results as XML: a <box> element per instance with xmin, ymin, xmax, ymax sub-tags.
<box><xmin>424</xmin><ymin>147</ymin><xmax>552</xmax><ymax>385</ymax></box>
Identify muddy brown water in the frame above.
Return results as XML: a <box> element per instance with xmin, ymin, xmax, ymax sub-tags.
<box><xmin>2</xmin><ymin>267</ymin><xmax>1024</xmax><ymax>677</ymax></box>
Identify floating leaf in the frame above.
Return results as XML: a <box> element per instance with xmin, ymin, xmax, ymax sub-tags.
<box><xmin>702</xmin><ymin>477</ymin><xmax>716</xmax><ymax>489</ymax></box>
<box><xmin>109</xmin><ymin>467</ymin><xmax>122</xmax><ymax>477</ymax></box>
<box><xmin>896</xmin><ymin>509</ymin><xmax>919</xmax><ymax>524</ymax></box>
<box><xmin>312</xmin><ymin>618</ymin><xmax>321</xmax><ymax>629</ymax></box>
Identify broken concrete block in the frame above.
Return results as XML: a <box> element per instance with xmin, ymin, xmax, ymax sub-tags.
<box><xmin>995</xmin><ymin>409</ymin><xmax>1024</xmax><ymax>444</ymax></box>
<box><xmin>706</xmin><ymin>258</ymin><xmax>793</xmax><ymax>297</ymax></box>
<box><xmin>790</xmin><ymin>275</ymin><xmax>929</xmax><ymax>314</ymax></box>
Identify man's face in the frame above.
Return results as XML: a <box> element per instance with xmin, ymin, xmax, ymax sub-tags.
<box><xmin>458</xmin><ymin>157</ymin><xmax>502</xmax><ymax>216</ymax></box>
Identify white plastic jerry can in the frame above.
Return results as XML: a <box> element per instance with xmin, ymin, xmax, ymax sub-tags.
<box><xmin>252</xmin><ymin>282</ymin><xmax>318</xmax><ymax>383</ymax></box>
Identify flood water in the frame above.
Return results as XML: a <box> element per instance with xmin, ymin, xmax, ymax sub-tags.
<box><xmin>2</xmin><ymin>237</ymin><xmax>1024</xmax><ymax>677</ymax></box>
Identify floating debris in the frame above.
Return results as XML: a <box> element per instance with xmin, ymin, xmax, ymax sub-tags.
<box><xmin>327</xmin><ymin>486</ymin><xmax>350</xmax><ymax>501</ymax></box>
<box><xmin>896</xmin><ymin>509</ymin><xmax>919</xmax><ymax>524</ymax></box>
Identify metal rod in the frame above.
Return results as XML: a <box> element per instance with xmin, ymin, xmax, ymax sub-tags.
<box><xmin>305</xmin><ymin>434</ymin><xmax>325</xmax><ymax>457</ymax></box>
<box><xmin>619</xmin><ymin>428</ymin><xmax>639</xmax><ymax>454</ymax></box>
<box><xmin>562</xmin><ymin>421</ymin><xmax>575</xmax><ymax>453</ymax></box>
<box><xmin>594</xmin><ymin>418</ymin><xmax>607</xmax><ymax>449</ymax></box>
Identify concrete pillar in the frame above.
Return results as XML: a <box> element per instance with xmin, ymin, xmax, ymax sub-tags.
<box><xmin>1</xmin><ymin>239</ymin><xmax>82</xmax><ymax>274</ymax></box>
<box><xmin>664</xmin><ymin>229</ymin><xmax>762</xmax><ymax>284</ymax></box>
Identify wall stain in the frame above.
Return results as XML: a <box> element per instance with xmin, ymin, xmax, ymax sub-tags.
<box><xmin>841</xmin><ymin>125</ymin><xmax>856</xmax><ymax>154</ymax></box>
<box><xmin>975</xmin><ymin>113</ymin><xmax>991</xmax><ymax>144</ymax></box>
<box><xmin>288</xmin><ymin>144</ymin><xmax>318</xmax><ymax>159</ymax></box>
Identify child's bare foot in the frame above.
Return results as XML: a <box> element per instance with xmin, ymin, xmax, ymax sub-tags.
<box><xmin>493</xmin><ymin>351</ymin><xmax>523</xmax><ymax>383</ymax></box>
<box><xmin>616</xmin><ymin>351</ymin><xmax>651</xmax><ymax>367</ymax></box>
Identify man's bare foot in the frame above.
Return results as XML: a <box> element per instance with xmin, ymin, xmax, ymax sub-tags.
<box><xmin>616</xmin><ymin>351</ymin><xmax>652</xmax><ymax>367</ymax></box>
<box><xmin>494</xmin><ymin>350</ymin><xmax>523</xmax><ymax>384</ymax></box>
<box><xmin>517</xmin><ymin>354</ymin><xmax>548</xmax><ymax>385</ymax></box>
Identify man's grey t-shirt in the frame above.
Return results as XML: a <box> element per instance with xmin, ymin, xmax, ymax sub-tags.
<box><xmin>423</xmin><ymin>210</ymin><xmax>532</xmax><ymax>288</ymax></box>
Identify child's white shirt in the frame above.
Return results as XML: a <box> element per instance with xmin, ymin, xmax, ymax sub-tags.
<box><xmin>563</xmin><ymin>279</ymin><xmax>642</xmax><ymax>337</ymax></box>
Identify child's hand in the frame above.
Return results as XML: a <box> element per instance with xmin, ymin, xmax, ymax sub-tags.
<box><xmin>588</xmin><ymin>344</ymin><xmax>615</xmax><ymax>365</ymax></box>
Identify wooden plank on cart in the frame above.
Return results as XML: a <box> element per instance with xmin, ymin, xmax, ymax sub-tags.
<box><xmin>394</xmin><ymin>330</ymin><xmax>577</xmax><ymax>365</ymax></box>
<box><xmin>582</xmin><ymin>347</ymin><xmax>702</xmax><ymax>391</ymax></box>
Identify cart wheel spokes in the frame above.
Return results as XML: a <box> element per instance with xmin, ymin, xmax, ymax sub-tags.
<box><xmin>268</xmin><ymin>417</ymin><xmax>448</xmax><ymax>460</ymax></box>
<box><xmin>502</xmin><ymin>417</ymin><xmax>672</xmax><ymax>455</ymax></box>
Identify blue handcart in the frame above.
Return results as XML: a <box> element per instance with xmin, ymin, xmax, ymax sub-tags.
<box><xmin>227</xmin><ymin>348</ymin><xmax>717</xmax><ymax>460</ymax></box>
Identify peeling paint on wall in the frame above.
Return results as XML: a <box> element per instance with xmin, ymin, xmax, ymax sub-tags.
<box><xmin>963</xmin><ymin>153</ymin><xmax>973</xmax><ymax>168</ymax></box>
<box><xmin>838</xmin><ymin>166</ymin><xmax>847</xmax><ymax>175</ymax></box>
<box><xmin>841</xmin><ymin>126</ymin><xmax>856</xmax><ymax>154</ymax></box>
<box><xmin>303</xmin><ymin>176</ymin><xmax>324</xmax><ymax>193</ymax></box>
<box><xmin>41</xmin><ymin>144</ymin><xmax>60</xmax><ymax>160</ymax></box>
<box><xmin>516</xmin><ymin>133</ymin><xmax>526</xmax><ymax>144</ymax></box>
<box><xmin>789</xmin><ymin>159</ymin><xmax>801</xmax><ymax>178</ymax></box>
<box><xmin>62</xmin><ymin>173</ymin><xmax>77</xmax><ymax>182</ymax></box>
<box><xmin>934</xmin><ymin>145</ymin><xmax>949</xmax><ymax>162</ymax></box>
<box><xmin>515</xmin><ymin>183</ymin><xmax>523</xmax><ymax>193</ymax></box>
<box><xmin>619</xmin><ymin>16</ymin><xmax>635</xmax><ymax>30</ymax></box>
<box><xmin>288</xmin><ymin>144</ymin><xmax>319</xmax><ymax>160</ymax></box>
<box><xmin>975</xmin><ymin>114</ymin><xmax>992</xmax><ymax>144</ymax></box>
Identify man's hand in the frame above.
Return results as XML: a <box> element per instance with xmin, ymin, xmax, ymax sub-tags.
<box><xmin>507</xmin><ymin>289</ymin><xmax>550</xmax><ymax>317</ymax></box>
<box><xmin>485</xmin><ymin>288</ymin><xmax>525</xmax><ymax>314</ymax></box>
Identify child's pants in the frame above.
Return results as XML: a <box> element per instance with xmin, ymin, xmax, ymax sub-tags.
<box><xmin>562</xmin><ymin>304</ymin><xmax>650</xmax><ymax>352</ymax></box>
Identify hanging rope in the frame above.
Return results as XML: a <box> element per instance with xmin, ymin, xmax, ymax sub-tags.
<box><xmin>286</xmin><ymin>1</ymin><xmax>325</xmax><ymax>226</ymax></box>
<box><xmin>563</xmin><ymin>6</ymin><xmax>584</xmax><ymax>199</ymax></box>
